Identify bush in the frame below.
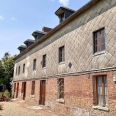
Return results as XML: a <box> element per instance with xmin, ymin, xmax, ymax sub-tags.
<box><xmin>3</xmin><ymin>90</ymin><xmax>10</xmax><ymax>98</ymax></box>
<box><xmin>0</xmin><ymin>92</ymin><xmax>4</xmax><ymax>97</ymax></box>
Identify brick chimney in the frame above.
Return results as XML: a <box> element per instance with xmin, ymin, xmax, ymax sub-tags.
<box><xmin>42</xmin><ymin>27</ymin><xmax>52</xmax><ymax>33</ymax></box>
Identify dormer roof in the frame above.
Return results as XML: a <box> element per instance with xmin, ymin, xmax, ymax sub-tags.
<box><xmin>17</xmin><ymin>45</ymin><xmax>27</xmax><ymax>50</ymax></box>
<box><xmin>17</xmin><ymin>45</ymin><xmax>27</xmax><ymax>53</ymax></box>
<box><xmin>55</xmin><ymin>6</ymin><xmax>75</xmax><ymax>16</ymax></box>
<box><xmin>24</xmin><ymin>39</ymin><xmax>35</xmax><ymax>44</ymax></box>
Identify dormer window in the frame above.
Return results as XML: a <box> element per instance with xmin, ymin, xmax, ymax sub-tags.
<box><xmin>59</xmin><ymin>13</ymin><xmax>65</xmax><ymax>23</ymax></box>
<box><xmin>55</xmin><ymin>7</ymin><xmax>75</xmax><ymax>24</ymax></box>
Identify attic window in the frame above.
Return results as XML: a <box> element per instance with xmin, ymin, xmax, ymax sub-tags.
<box><xmin>59</xmin><ymin>13</ymin><xmax>65</xmax><ymax>23</ymax></box>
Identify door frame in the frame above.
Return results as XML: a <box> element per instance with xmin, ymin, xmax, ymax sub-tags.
<box><xmin>22</xmin><ymin>82</ymin><xmax>26</xmax><ymax>100</ymax></box>
<box><xmin>39</xmin><ymin>80</ymin><xmax>46</xmax><ymax>105</ymax></box>
<box><xmin>16</xmin><ymin>83</ymin><xmax>19</xmax><ymax>98</ymax></box>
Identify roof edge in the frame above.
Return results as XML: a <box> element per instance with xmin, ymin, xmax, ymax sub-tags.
<box><xmin>14</xmin><ymin>0</ymin><xmax>99</xmax><ymax>60</ymax></box>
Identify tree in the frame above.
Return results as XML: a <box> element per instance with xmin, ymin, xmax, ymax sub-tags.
<box><xmin>0</xmin><ymin>52</ymin><xmax>15</xmax><ymax>91</ymax></box>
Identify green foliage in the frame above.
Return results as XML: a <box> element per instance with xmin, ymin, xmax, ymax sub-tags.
<box><xmin>0</xmin><ymin>92</ymin><xmax>4</xmax><ymax>97</ymax></box>
<box><xmin>4</xmin><ymin>90</ymin><xmax>10</xmax><ymax>98</ymax></box>
<box><xmin>0</xmin><ymin>52</ymin><xmax>16</xmax><ymax>92</ymax></box>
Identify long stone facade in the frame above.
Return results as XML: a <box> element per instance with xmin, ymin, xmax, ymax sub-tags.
<box><xmin>12</xmin><ymin>0</ymin><xmax>116</xmax><ymax>115</ymax></box>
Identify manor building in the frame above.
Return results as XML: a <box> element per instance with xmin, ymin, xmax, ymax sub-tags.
<box><xmin>12</xmin><ymin>0</ymin><xmax>116</xmax><ymax>115</ymax></box>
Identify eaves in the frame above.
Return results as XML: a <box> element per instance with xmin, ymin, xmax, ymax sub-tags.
<box><xmin>14</xmin><ymin>0</ymin><xmax>99</xmax><ymax>60</ymax></box>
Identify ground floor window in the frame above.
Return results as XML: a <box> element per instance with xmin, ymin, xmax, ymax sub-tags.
<box><xmin>58</xmin><ymin>78</ymin><xmax>64</xmax><ymax>99</ymax></box>
<box><xmin>31</xmin><ymin>81</ymin><xmax>35</xmax><ymax>95</ymax></box>
<box><xmin>93</xmin><ymin>75</ymin><xmax>108</xmax><ymax>106</ymax></box>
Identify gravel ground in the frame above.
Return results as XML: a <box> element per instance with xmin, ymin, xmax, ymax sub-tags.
<box><xmin>0</xmin><ymin>101</ymin><xmax>44</xmax><ymax>116</ymax></box>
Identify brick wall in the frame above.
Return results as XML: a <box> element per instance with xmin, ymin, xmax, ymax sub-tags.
<box><xmin>13</xmin><ymin>70</ymin><xmax>116</xmax><ymax>116</ymax></box>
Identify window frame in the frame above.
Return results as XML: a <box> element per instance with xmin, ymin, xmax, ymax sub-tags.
<box><xmin>16</xmin><ymin>67</ymin><xmax>17</xmax><ymax>76</ymax></box>
<box><xmin>59</xmin><ymin>46</ymin><xmax>65</xmax><ymax>63</ymax></box>
<box><xmin>42</xmin><ymin>54</ymin><xmax>46</xmax><ymax>68</ymax></box>
<box><xmin>31</xmin><ymin>81</ymin><xmax>35</xmax><ymax>95</ymax></box>
<box><xmin>18</xmin><ymin>66</ymin><xmax>20</xmax><ymax>76</ymax></box>
<box><xmin>57</xmin><ymin>78</ymin><xmax>64</xmax><ymax>99</ymax></box>
<box><xmin>23</xmin><ymin>64</ymin><xmax>25</xmax><ymax>74</ymax></box>
<box><xmin>59</xmin><ymin>13</ymin><xmax>65</xmax><ymax>23</ymax></box>
<box><xmin>94</xmin><ymin>75</ymin><xmax>108</xmax><ymax>107</ymax></box>
<box><xmin>33</xmin><ymin>59</ymin><xmax>36</xmax><ymax>71</ymax></box>
<box><xmin>93</xmin><ymin>28</ymin><xmax>105</xmax><ymax>54</ymax></box>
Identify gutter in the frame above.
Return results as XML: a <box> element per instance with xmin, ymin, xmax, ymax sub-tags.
<box><xmin>14</xmin><ymin>0</ymin><xmax>99</xmax><ymax>60</ymax></box>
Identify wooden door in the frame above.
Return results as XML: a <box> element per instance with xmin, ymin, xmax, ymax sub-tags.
<box><xmin>13</xmin><ymin>83</ymin><xmax>16</xmax><ymax>98</ymax></box>
<box><xmin>22</xmin><ymin>82</ymin><xmax>26</xmax><ymax>100</ymax></box>
<box><xmin>16</xmin><ymin>83</ymin><xmax>19</xmax><ymax>98</ymax></box>
<box><xmin>39</xmin><ymin>80</ymin><xmax>46</xmax><ymax>105</ymax></box>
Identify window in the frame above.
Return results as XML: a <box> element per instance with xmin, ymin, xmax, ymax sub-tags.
<box><xmin>60</xmin><ymin>13</ymin><xmax>65</xmax><ymax>23</ymax></box>
<box><xmin>16</xmin><ymin>67</ymin><xmax>17</xmax><ymax>76</ymax></box>
<box><xmin>42</xmin><ymin>54</ymin><xmax>46</xmax><ymax>68</ymax></box>
<box><xmin>23</xmin><ymin>64</ymin><xmax>25</xmax><ymax>73</ymax></box>
<box><xmin>59</xmin><ymin>46</ymin><xmax>65</xmax><ymax>63</ymax></box>
<box><xmin>31</xmin><ymin>81</ymin><xmax>35</xmax><ymax>95</ymax></box>
<box><xmin>18</xmin><ymin>66</ymin><xmax>20</xmax><ymax>75</ymax></box>
<box><xmin>58</xmin><ymin>78</ymin><xmax>64</xmax><ymax>99</ymax></box>
<box><xmin>93</xmin><ymin>28</ymin><xmax>105</xmax><ymax>53</ymax></box>
<box><xmin>33</xmin><ymin>59</ymin><xmax>36</xmax><ymax>71</ymax></box>
<box><xmin>93</xmin><ymin>76</ymin><xmax>108</xmax><ymax>107</ymax></box>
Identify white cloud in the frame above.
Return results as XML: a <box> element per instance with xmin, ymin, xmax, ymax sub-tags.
<box><xmin>11</xmin><ymin>17</ymin><xmax>17</xmax><ymax>21</ymax></box>
<box><xmin>0</xmin><ymin>15</ymin><xmax>4</xmax><ymax>20</ymax></box>
<box><xmin>59</xmin><ymin>0</ymin><xmax>69</xmax><ymax>6</ymax></box>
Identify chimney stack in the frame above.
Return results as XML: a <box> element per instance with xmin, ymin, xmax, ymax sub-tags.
<box><xmin>42</xmin><ymin>27</ymin><xmax>52</xmax><ymax>33</ymax></box>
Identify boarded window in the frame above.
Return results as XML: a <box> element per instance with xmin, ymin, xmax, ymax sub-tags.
<box><xmin>58</xmin><ymin>78</ymin><xmax>64</xmax><ymax>99</ymax></box>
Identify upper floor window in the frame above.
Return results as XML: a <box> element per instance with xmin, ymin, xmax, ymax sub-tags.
<box><xmin>93</xmin><ymin>28</ymin><xmax>105</xmax><ymax>53</ymax></box>
<box><xmin>59</xmin><ymin>13</ymin><xmax>65</xmax><ymax>23</ymax></box>
<box><xmin>33</xmin><ymin>59</ymin><xmax>36</xmax><ymax>71</ymax></box>
<box><xmin>16</xmin><ymin>67</ymin><xmax>17</xmax><ymax>76</ymax></box>
<box><xmin>18</xmin><ymin>66</ymin><xmax>20</xmax><ymax>75</ymax></box>
<box><xmin>59</xmin><ymin>46</ymin><xmax>65</xmax><ymax>63</ymax></box>
<box><xmin>23</xmin><ymin>64</ymin><xmax>25</xmax><ymax>73</ymax></box>
<box><xmin>42</xmin><ymin>54</ymin><xmax>46</xmax><ymax>68</ymax></box>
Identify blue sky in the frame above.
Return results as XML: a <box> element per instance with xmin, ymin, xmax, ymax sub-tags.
<box><xmin>0</xmin><ymin>0</ymin><xmax>90</xmax><ymax>59</ymax></box>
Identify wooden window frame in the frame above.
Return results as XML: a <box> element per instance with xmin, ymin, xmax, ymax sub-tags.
<box><xmin>60</xmin><ymin>13</ymin><xmax>65</xmax><ymax>23</ymax></box>
<box><xmin>23</xmin><ymin>64</ymin><xmax>25</xmax><ymax>73</ymax></box>
<box><xmin>95</xmin><ymin>75</ymin><xmax>108</xmax><ymax>106</ymax></box>
<box><xmin>42</xmin><ymin>54</ymin><xmax>46</xmax><ymax>68</ymax></box>
<box><xmin>33</xmin><ymin>59</ymin><xmax>36</xmax><ymax>71</ymax></box>
<box><xmin>18</xmin><ymin>66</ymin><xmax>20</xmax><ymax>75</ymax></box>
<box><xmin>31</xmin><ymin>81</ymin><xmax>35</xmax><ymax>95</ymax></box>
<box><xmin>93</xmin><ymin>28</ymin><xmax>105</xmax><ymax>53</ymax></box>
<box><xmin>59</xmin><ymin>46</ymin><xmax>65</xmax><ymax>63</ymax></box>
<box><xmin>58</xmin><ymin>78</ymin><xmax>64</xmax><ymax>99</ymax></box>
<box><xmin>16</xmin><ymin>67</ymin><xmax>17</xmax><ymax>76</ymax></box>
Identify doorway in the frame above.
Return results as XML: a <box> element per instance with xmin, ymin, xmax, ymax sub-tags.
<box><xmin>16</xmin><ymin>83</ymin><xmax>19</xmax><ymax>98</ymax></box>
<box><xmin>22</xmin><ymin>82</ymin><xmax>26</xmax><ymax>100</ymax></box>
<box><xmin>39</xmin><ymin>80</ymin><xmax>46</xmax><ymax>105</ymax></box>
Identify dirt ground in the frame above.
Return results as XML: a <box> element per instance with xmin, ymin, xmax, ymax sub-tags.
<box><xmin>0</xmin><ymin>100</ymin><xmax>59</xmax><ymax>116</ymax></box>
